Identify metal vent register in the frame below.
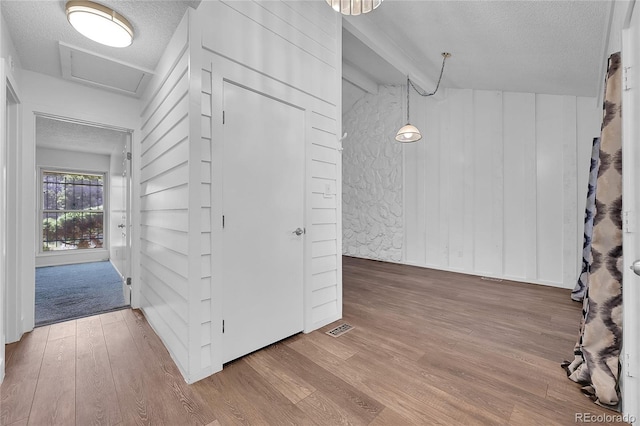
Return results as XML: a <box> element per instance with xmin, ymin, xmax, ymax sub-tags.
<box><xmin>326</xmin><ymin>323</ymin><xmax>354</xmax><ymax>337</ymax></box>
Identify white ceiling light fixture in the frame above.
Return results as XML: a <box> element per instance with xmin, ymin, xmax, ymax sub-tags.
<box><xmin>66</xmin><ymin>1</ymin><xmax>134</xmax><ymax>48</ymax></box>
<box><xmin>326</xmin><ymin>0</ymin><xmax>383</xmax><ymax>15</ymax></box>
<box><xmin>396</xmin><ymin>52</ymin><xmax>451</xmax><ymax>143</ymax></box>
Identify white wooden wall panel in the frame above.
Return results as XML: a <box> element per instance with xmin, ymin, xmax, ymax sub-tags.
<box><xmin>140</xmin><ymin>140</ymin><xmax>189</xmax><ymax>182</ymax></box>
<box><xmin>140</xmin><ymin>162</ymin><xmax>189</xmax><ymax>195</ymax></box>
<box><xmin>561</xmin><ymin>96</ymin><xmax>578</xmax><ymax>287</ymax></box>
<box><xmin>503</xmin><ymin>92</ymin><xmax>535</xmax><ymax>280</ymax></box>
<box><xmin>140</xmin><ymin>210</ymin><xmax>188</xmax><ymax>232</ymax></box>
<box><xmin>141</xmin><ymin>252</ymin><xmax>188</xmax><ymax>295</ymax></box>
<box><xmin>141</xmin><ymin>118</ymin><xmax>189</xmax><ymax>165</ymax></box>
<box><xmin>200</xmin><ymin>65</ymin><xmax>213</xmax><ymax>371</ymax></box>
<box><xmin>219</xmin><ymin>1</ymin><xmax>335</xmax><ymax>66</ymax></box>
<box><xmin>423</xmin><ymin>99</ymin><xmax>442</xmax><ymax>267</ymax></box>
<box><xmin>403</xmin><ymin>88</ymin><xmax>600</xmax><ymax>288</ymax></box>
<box><xmin>197</xmin><ymin>0</ymin><xmax>341</xmax><ymax>375</ymax></box>
<box><xmin>535</xmin><ymin>95</ymin><xmax>565</xmax><ymax>284</ymax></box>
<box><xmin>473</xmin><ymin>91</ymin><xmax>504</xmax><ymax>276</ymax></box>
<box><xmin>200</xmin><ymin>1</ymin><xmax>337</xmax><ymax>103</ymax></box>
<box><xmin>139</xmin><ymin>12</ymin><xmax>192</xmax><ymax>379</ymax></box>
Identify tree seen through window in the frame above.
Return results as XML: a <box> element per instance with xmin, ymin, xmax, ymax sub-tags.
<box><xmin>42</xmin><ymin>171</ymin><xmax>104</xmax><ymax>251</ymax></box>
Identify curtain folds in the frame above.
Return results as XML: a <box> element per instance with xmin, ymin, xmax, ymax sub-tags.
<box><xmin>572</xmin><ymin>137</ymin><xmax>601</xmax><ymax>302</ymax></box>
<box><xmin>563</xmin><ymin>52</ymin><xmax>623</xmax><ymax>409</ymax></box>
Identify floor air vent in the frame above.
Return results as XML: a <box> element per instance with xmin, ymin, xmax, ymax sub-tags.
<box><xmin>326</xmin><ymin>323</ymin><xmax>354</xmax><ymax>337</ymax></box>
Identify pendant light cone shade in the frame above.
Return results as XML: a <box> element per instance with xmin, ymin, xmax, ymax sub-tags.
<box><xmin>326</xmin><ymin>0</ymin><xmax>383</xmax><ymax>15</ymax></box>
<box><xmin>395</xmin><ymin>124</ymin><xmax>422</xmax><ymax>142</ymax></box>
<box><xmin>66</xmin><ymin>1</ymin><xmax>134</xmax><ymax>47</ymax></box>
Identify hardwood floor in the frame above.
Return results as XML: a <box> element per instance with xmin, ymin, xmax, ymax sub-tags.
<box><xmin>0</xmin><ymin>256</ymin><xmax>624</xmax><ymax>425</ymax></box>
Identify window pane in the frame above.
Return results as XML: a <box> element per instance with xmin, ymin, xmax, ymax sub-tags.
<box><xmin>42</xmin><ymin>171</ymin><xmax>104</xmax><ymax>251</ymax></box>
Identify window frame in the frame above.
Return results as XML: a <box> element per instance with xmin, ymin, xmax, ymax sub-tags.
<box><xmin>38</xmin><ymin>167</ymin><xmax>109</xmax><ymax>255</ymax></box>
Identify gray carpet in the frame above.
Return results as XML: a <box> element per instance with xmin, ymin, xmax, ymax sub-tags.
<box><xmin>35</xmin><ymin>261</ymin><xmax>128</xmax><ymax>326</ymax></box>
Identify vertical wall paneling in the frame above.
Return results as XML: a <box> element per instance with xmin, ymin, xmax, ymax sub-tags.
<box><xmin>423</xmin><ymin>98</ymin><xmax>442</xmax><ymax>267</ymax></box>
<box><xmin>503</xmin><ymin>93</ymin><xmax>536</xmax><ymax>280</ymax></box>
<box><xmin>535</xmin><ymin>94</ymin><xmax>565</xmax><ymax>284</ymax></box>
<box><xmin>333</xmin><ymin>17</ymin><xmax>343</xmax><ymax>321</ymax></box>
<box><xmin>403</xmin><ymin>86</ymin><xmax>428</xmax><ymax>264</ymax></box>
<box><xmin>472</xmin><ymin>91</ymin><xmax>504</xmax><ymax>276</ymax></box>
<box><xmin>200</xmin><ymin>64</ymin><xmax>213</xmax><ymax>372</ymax></box>
<box><xmin>448</xmin><ymin>90</ymin><xmax>474</xmax><ymax>271</ymax></box>
<box><xmin>186</xmin><ymin>10</ymin><xmax>206</xmax><ymax>381</ymax></box>
<box><xmin>200</xmin><ymin>0</ymin><xmax>341</xmax><ymax>372</ymax></box>
<box><xmin>393</xmin><ymin>88</ymin><xmax>600</xmax><ymax>288</ymax></box>
<box><xmin>438</xmin><ymin>94</ymin><xmax>451</xmax><ymax>267</ymax></box>
<box><xmin>561</xmin><ymin>96</ymin><xmax>578</xmax><ymax>287</ymax></box>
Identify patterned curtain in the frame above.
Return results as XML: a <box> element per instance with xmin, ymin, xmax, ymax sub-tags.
<box><xmin>563</xmin><ymin>52</ymin><xmax>623</xmax><ymax>408</ymax></box>
<box><xmin>572</xmin><ymin>137</ymin><xmax>601</xmax><ymax>302</ymax></box>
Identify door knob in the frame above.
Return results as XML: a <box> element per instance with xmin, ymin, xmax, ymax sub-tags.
<box><xmin>293</xmin><ymin>227</ymin><xmax>305</xmax><ymax>236</ymax></box>
<box><xmin>118</xmin><ymin>224</ymin><xmax>125</xmax><ymax>228</ymax></box>
<box><xmin>631</xmin><ymin>260</ymin><xmax>640</xmax><ymax>276</ymax></box>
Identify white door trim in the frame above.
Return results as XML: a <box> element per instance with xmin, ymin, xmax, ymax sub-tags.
<box><xmin>10</xmin><ymin>95</ymin><xmax>141</xmax><ymax>343</ymax></box>
<box><xmin>2</xmin><ymin>61</ymin><xmax>22</xmax><ymax>349</ymax></box>
<box><xmin>207</xmin><ymin>50</ymin><xmax>337</xmax><ymax>373</ymax></box>
<box><xmin>622</xmin><ymin>0</ymin><xmax>639</xmax><ymax>421</ymax></box>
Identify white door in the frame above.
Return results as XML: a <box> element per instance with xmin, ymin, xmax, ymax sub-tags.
<box><xmin>109</xmin><ymin>132</ymin><xmax>132</xmax><ymax>303</ymax></box>
<box><xmin>121</xmin><ymin>135</ymin><xmax>132</xmax><ymax>302</ymax></box>
<box><xmin>221</xmin><ymin>82</ymin><xmax>305</xmax><ymax>363</ymax></box>
<box><xmin>622</xmin><ymin>3</ymin><xmax>640</xmax><ymax>420</ymax></box>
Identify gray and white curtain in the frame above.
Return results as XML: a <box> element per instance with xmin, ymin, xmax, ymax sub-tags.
<box><xmin>572</xmin><ymin>137</ymin><xmax>601</xmax><ymax>302</ymax></box>
<box><xmin>563</xmin><ymin>52</ymin><xmax>623</xmax><ymax>409</ymax></box>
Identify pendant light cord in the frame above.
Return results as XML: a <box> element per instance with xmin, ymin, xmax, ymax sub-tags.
<box><xmin>408</xmin><ymin>52</ymin><xmax>450</xmax><ymax>98</ymax></box>
<box><xmin>405</xmin><ymin>52</ymin><xmax>450</xmax><ymax>125</ymax></box>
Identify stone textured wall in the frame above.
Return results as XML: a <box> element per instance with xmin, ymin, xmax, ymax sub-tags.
<box><xmin>342</xmin><ymin>85</ymin><xmax>403</xmax><ymax>262</ymax></box>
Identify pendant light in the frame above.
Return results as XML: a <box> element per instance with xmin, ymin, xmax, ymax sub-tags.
<box><xmin>326</xmin><ymin>0</ymin><xmax>383</xmax><ymax>15</ymax></box>
<box><xmin>396</xmin><ymin>53</ymin><xmax>451</xmax><ymax>143</ymax></box>
<box><xmin>66</xmin><ymin>1</ymin><xmax>134</xmax><ymax>48</ymax></box>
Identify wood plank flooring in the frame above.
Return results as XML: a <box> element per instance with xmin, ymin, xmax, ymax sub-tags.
<box><xmin>0</xmin><ymin>256</ymin><xmax>625</xmax><ymax>425</ymax></box>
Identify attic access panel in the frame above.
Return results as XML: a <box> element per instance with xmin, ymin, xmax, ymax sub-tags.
<box><xmin>59</xmin><ymin>42</ymin><xmax>153</xmax><ymax>98</ymax></box>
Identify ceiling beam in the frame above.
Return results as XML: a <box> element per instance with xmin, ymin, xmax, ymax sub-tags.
<box><xmin>342</xmin><ymin>15</ymin><xmax>445</xmax><ymax>101</ymax></box>
<box><xmin>342</xmin><ymin>60</ymin><xmax>379</xmax><ymax>94</ymax></box>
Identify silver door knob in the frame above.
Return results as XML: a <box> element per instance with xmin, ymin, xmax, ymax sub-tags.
<box><xmin>293</xmin><ymin>227</ymin><xmax>304</xmax><ymax>236</ymax></box>
<box><xmin>631</xmin><ymin>260</ymin><xmax>640</xmax><ymax>276</ymax></box>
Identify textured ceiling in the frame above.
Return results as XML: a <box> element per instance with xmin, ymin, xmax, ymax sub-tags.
<box><xmin>344</xmin><ymin>0</ymin><xmax>614</xmax><ymax>97</ymax></box>
<box><xmin>3</xmin><ymin>0</ymin><xmax>615</xmax><ymax>99</ymax></box>
<box><xmin>36</xmin><ymin>117</ymin><xmax>129</xmax><ymax>155</ymax></box>
<box><xmin>2</xmin><ymin>0</ymin><xmax>200</xmax><ymax>80</ymax></box>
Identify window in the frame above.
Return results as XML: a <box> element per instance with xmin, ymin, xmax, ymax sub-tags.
<box><xmin>41</xmin><ymin>171</ymin><xmax>105</xmax><ymax>251</ymax></box>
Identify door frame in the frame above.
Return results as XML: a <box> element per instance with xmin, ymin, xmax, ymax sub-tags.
<box><xmin>207</xmin><ymin>51</ymin><xmax>337</xmax><ymax>373</ymax></box>
<box><xmin>0</xmin><ymin>58</ymin><xmax>20</xmax><ymax>383</ymax></box>
<box><xmin>220</xmin><ymin>80</ymin><xmax>306</xmax><ymax>363</ymax></box>
<box><xmin>622</xmin><ymin>0</ymin><xmax>639</xmax><ymax>420</ymax></box>
<box><xmin>1</xmin><ymin>60</ymin><xmax>21</xmax><ymax>376</ymax></box>
<box><xmin>8</xmin><ymin>100</ymin><xmax>141</xmax><ymax>343</ymax></box>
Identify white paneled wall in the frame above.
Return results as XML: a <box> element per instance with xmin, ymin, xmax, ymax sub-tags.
<box><xmin>404</xmin><ymin>89</ymin><xmax>601</xmax><ymax>288</ymax></box>
<box><xmin>139</xmin><ymin>1</ymin><xmax>340</xmax><ymax>382</ymax></box>
<box><xmin>139</xmin><ymin>13</ymin><xmax>192</xmax><ymax>378</ymax></box>
<box><xmin>198</xmin><ymin>0</ymin><xmax>342</xmax><ymax>358</ymax></box>
<box><xmin>309</xmin><ymin>112</ymin><xmax>341</xmax><ymax>326</ymax></box>
<box><xmin>200</xmin><ymin>64</ymin><xmax>213</xmax><ymax>372</ymax></box>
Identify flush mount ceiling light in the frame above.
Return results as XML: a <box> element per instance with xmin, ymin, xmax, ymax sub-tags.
<box><xmin>396</xmin><ymin>52</ymin><xmax>451</xmax><ymax>143</ymax></box>
<box><xmin>326</xmin><ymin>0</ymin><xmax>383</xmax><ymax>15</ymax></box>
<box><xmin>66</xmin><ymin>1</ymin><xmax>134</xmax><ymax>48</ymax></box>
